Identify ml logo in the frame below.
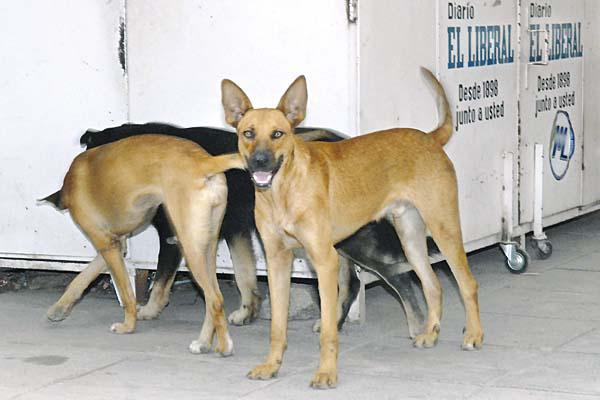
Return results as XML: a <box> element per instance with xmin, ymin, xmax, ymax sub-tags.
<box><xmin>549</xmin><ymin>110</ymin><xmax>575</xmax><ymax>180</ymax></box>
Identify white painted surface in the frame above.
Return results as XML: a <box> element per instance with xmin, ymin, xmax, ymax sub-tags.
<box><xmin>438</xmin><ymin>0</ymin><xmax>519</xmax><ymax>243</ymax></box>
<box><xmin>126</xmin><ymin>0</ymin><xmax>356</xmax><ymax>130</ymax></box>
<box><xmin>1</xmin><ymin>0</ymin><xmax>599</xmax><ymax>274</ymax></box>
<box><xmin>125</xmin><ymin>0</ymin><xmax>357</xmax><ymax>264</ymax></box>
<box><xmin>0</xmin><ymin>1</ymin><xmax>127</xmax><ymax>260</ymax></box>
<box><xmin>583</xmin><ymin>0</ymin><xmax>600</xmax><ymax>205</ymax></box>
<box><xmin>358</xmin><ymin>1</ymin><xmax>437</xmax><ymax>133</ymax></box>
<box><xmin>518</xmin><ymin>0</ymin><xmax>585</xmax><ymax>222</ymax></box>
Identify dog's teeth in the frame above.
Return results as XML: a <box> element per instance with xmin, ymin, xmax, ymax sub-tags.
<box><xmin>253</xmin><ymin>171</ymin><xmax>273</xmax><ymax>185</ymax></box>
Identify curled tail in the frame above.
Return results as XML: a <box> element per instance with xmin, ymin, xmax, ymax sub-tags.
<box><xmin>296</xmin><ymin>127</ymin><xmax>348</xmax><ymax>142</ymax></box>
<box><xmin>79</xmin><ymin>129</ymin><xmax>98</xmax><ymax>147</ymax></box>
<box><xmin>38</xmin><ymin>190</ymin><xmax>66</xmax><ymax>210</ymax></box>
<box><xmin>420</xmin><ymin>67</ymin><xmax>453</xmax><ymax>146</ymax></box>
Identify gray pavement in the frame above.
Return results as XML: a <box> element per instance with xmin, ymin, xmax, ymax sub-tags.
<box><xmin>1</xmin><ymin>212</ymin><xmax>600</xmax><ymax>399</ymax></box>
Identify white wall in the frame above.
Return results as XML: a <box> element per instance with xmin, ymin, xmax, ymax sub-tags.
<box><xmin>0</xmin><ymin>1</ymin><xmax>127</xmax><ymax>259</ymax></box>
<box><xmin>1</xmin><ymin>0</ymin><xmax>599</xmax><ymax>263</ymax></box>
<box><xmin>125</xmin><ymin>0</ymin><xmax>357</xmax><ymax>262</ymax></box>
<box><xmin>583</xmin><ymin>0</ymin><xmax>600</xmax><ymax>205</ymax></box>
<box><xmin>126</xmin><ymin>0</ymin><xmax>356</xmax><ymax>131</ymax></box>
<box><xmin>358</xmin><ymin>1</ymin><xmax>438</xmax><ymax>133</ymax></box>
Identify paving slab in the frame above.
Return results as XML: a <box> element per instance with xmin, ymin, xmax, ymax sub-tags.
<box><xmin>1</xmin><ymin>211</ymin><xmax>600</xmax><ymax>399</ymax></box>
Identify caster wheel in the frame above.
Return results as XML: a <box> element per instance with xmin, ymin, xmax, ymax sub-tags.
<box><xmin>531</xmin><ymin>238</ymin><xmax>553</xmax><ymax>260</ymax></box>
<box><xmin>505</xmin><ymin>247</ymin><xmax>529</xmax><ymax>274</ymax></box>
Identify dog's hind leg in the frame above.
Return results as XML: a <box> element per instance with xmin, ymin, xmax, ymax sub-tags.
<box><xmin>420</xmin><ymin>202</ymin><xmax>483</xmax><ymax>350</ymax></box>
<box><xmin>199</xmin><ymin>202</ymin><xmax>233</xmax><ymax>356</ymax></box>
<box><xmin>189</xmin><ymin>233</ymin><xmax>219</xmax><ymax>355</ymax></box>
<box><xmin>167</xmin><ymin>188</ymin><xmax>233</xmax><ymax>356</ymax></box>
<box><xmin>47</xmin><ymin>254</ymin><xmax>108</xmax><ymax>321</ymax></box>
<box><xmin>383</xmin><ymin>272</ymin><xmax>425</xmax><ymax>339</ymax></box>
<box><xmin>227</xmin><ymin>232</ymin><xmax>261</xmax><ymax>325</ymax></box>
<box><xmin>336</xmin><ymin>256</ymin><xmax>358</xmax><ymax>331</ymax></box>
<box><xmin>69</xmin><ymin>206</ymin><xmax>137</xmax><ymax>333</ymax></box>
<box><xmin>338</xmin><ymin>254</ymin><xmax>425</xmax><ymax>338</ymax></box>
<box><xmin>390</xmin><ymin>206</ymin><xmax>442</xmax><ymax>348</ymax></box>
<box><xmin>312</xmin><ymin>255</ymin><xmax>359</xmax><ymax>332</ymax></box>
<box><xmin>206</xmin><ymin>209</ymin><xmax>235</xmax><ymax>355</ymax></box>
<box><xmin>138</xmin><ymin>208</ymin><xmax>181</xmax><ymax>320</ymax></box>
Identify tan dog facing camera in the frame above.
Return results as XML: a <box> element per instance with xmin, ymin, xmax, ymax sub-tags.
<box><xmin>221</xmin><ymin>68</ymin><xmax>483</xmax><ymax>388</ymax></box>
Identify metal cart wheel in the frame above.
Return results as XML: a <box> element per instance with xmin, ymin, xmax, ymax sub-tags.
<box><xmin>499</xmin><ymin>242</ymin><xmax>529</xmax><ymax>274</ymax></box>
<box><xmin>531</xmin><ymin>238</ymin><xmax>553</xmax><ymax>260</ymax></box>
<box><xmin>505</xmin><ymin>247</ymin><xmax>529</xmax><ymax>273</ymax></box>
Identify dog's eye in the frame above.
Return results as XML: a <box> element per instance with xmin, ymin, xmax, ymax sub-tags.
<box><xmin>243</xmin><ymin>130</ymin><xmax>255</xmax><ymax>139</ymax></box>
<box><xmin>271</xmin><ymin>130</ymin><xmax>284</xmax><ymax>139</ymax></box>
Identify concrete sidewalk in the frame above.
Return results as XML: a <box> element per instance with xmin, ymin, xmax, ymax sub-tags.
<box><xmin>1</xmin><ymin>212</ymin><xmax>599</xmax><ymax>399</ymax></box>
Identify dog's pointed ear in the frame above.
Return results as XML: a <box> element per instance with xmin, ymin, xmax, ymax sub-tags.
<box><xmin>221</xmin><ymin>79</ymin><xmax>253</xmax><ymax>127</ymax></box>
<box><xmin>277</xmin><ymin>75</ymin><xmax>307</xmax><ymax>127</ymax></box>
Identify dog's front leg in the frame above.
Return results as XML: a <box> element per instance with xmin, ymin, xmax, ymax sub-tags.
<box><xmin>302</xmin><ymin>236</ymin><xmax>339</xmax><ymax>389</ymax></box>
<box><xmin>247</xmin><ymin>238</ymin><xmax>293</xmax><ymax>380</ymax></box>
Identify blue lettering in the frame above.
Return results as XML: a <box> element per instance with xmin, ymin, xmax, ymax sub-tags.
<box><xmin>552</xmin><ymin>125</ymin><xmax>566</xmax><ymax>159</ymax></box>
<box><xmin>456</xmin><ymin>27</ymin><xmax>464</xmax><ymax>68</ymax></box>
<box><xmin>448</xmin><ymin>27</ymin><xmax>456</xmax><ymax>69</ymax></box>
<box><xmin>467</xmin><ymin>26</ymin><xmax>475</xmax><ymax>67</ymax></box>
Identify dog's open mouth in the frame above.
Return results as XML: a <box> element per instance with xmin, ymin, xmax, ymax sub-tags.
<box><xmin>251</xmin><ymin>171</ymin><xmax>275</xmax><ymax>187</ymax></box>
<box><xmin>248</xmin><ymin>156</ymin><xmax>283</xmax><ymax>189</ymax></box>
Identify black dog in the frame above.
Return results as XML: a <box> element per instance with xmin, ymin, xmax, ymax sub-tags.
<box><xmin>80</xmin><ymin>123</ymin><xmax>427</xmax><ymax>335</ymax></box>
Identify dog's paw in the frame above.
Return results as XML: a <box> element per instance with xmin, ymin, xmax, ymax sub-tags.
<box><xmin>228</xmin><ymin>292</ymin><xmax>261</xmax><ymax>325</ymax></box>
<box><xmin>46</xmin><ymin>303</ymin><xmax>71</xmax><ymax>322</ymax></box>
<box><xmin>310</xmin><ymin>369</ymin><xmax>337</xmax><ymax>389</ymax></box>
<box><xmin>110</xmin><ymin>322</ymin><xmax>135</xmax><ymax>334</ymax></box>
<box><xmin>247</xmin><ymin>363</ymin><xmax>280</xmax><ymax>380</ymax></box>
<box><xmin>136</xmin><ymin>303</ymin><xmax>161</xmax><ymax>320</ymax></box>
<box><xmin>461</xmin><ymin>328</ymin><xmax>484</xmax><ymax>350</ymax></box>
<box><xmin>189</xmin><ymin>340</ymin><xmax>212</xmax><ymax>354</ymax></box>
<box><xmin>214</xmin><ymin>333</ymin><xmax>234</xmax><ymax>357</ymax></box>
<box><xmin>312</xmin><ymin>319</ymin><xmax>322</xmax><ymax>333</ymax></box>
<box><xmin>413</xmin><ymin>332</ymin><xmax>438</xmax><ymax>349</ymax></box>
<box><xmin>227</xmin><ymin>307</ymin><xmax>253</xmax><ymax>326</ymax></box>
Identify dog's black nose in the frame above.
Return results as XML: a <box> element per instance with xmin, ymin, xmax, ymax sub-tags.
<box><xmin>249</xmin><ymin>150</ymin><xmax>275</xmax><ymax>170</ymax></box>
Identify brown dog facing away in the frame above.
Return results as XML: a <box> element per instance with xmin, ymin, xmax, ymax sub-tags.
<box><xmin>41</xmin><ymin>135</ymin><xmax>243</xmax><ymax>355</ymax></box>
<box><xmin>221</xmin><ymin>68</ymin><xmax>483</xmax><ymax>388</ymax></box>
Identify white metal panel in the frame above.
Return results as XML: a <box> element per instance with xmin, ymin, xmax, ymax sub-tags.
<box><xmin>583</xmin><ymin>0</ymin><xmax>600</xmax><ymax>206</ymax></box>
<box><xmin>438</xmin><ymin>0</ymin><xmax>519</xmax><ymax>243</ymax></box>
<box><xmin>0</xmin><ymin>1</ymin><xmax>127</xmax><ymax>260</ymax></box>
<box><xmin>519</xmin><ymin>0</ymin><xmax>585</xmax><ymax>223</ymax></box>
<box><xmin>125</xmin><ymin>0</ymin><xmax>357</xmax><ymax>265</ymax></box>
<box><xmin>126</xmin><ymin>0</ymin><xmax>355</xmax><ymax>130</ymax></box>
<box><xmin>358</xmin><ymin>1</ymin><xmax>437</xmax><ymax>133</ymax></box>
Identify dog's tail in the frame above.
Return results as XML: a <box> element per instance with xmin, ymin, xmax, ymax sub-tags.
<box><xmin>296</xmin><ymin>128</ymin><xmax>348</xmax><ymax>143</ymax></box>
<box><xmin>200</xmin><ymin>153</ymin><xmax>246</xmax><ymax>176</ymax></box>
<box><xmin>420</xmin><ymin>67</ymin><xmax>453</xmax><ymax>146</ymax></box>
<box><xmin>37</xmin><ymin>190</ymin><xmax>67</xmax><ymax>211</ymax></box>
<box><xmin>79</xmin><ymin>129</ymin><xmax>98</xmax><ymax>148</ymax></box>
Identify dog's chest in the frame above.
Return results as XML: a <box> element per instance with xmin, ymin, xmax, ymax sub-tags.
<box><xmin>262</xmin><ymin>209</ymin><xmax>302</xmax><ymax>249</ymax></box>
<box><xmin>256</xmin><ymin>191</ymin><xmax>312</xmax><ymax>249</ymax></box>
<box><xmin>271</xmin><ymin>215</ymin><xmax>302</xmax><ymax>249</ymax></box>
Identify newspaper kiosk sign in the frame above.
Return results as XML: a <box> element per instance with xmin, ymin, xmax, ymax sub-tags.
<box><xmin>549</xmin><ymin>110</ymin><xmax>575</xmax><ymax>180</ymax></box>
<box><xmin>440</xmin><ymin>0</ymin><xmax>518</xmax><ymax>243</ymax></box>
<box><xmin>519</xmin><ymin>0</ymin><xmax>584</xmax><ymax>221</ymax></box>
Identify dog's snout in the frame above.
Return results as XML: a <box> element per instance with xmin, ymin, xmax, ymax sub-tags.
<box><xmin>249</xmin><ymin>150</ymin><xmax>275</xmax><ymax>170</ymax></box>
